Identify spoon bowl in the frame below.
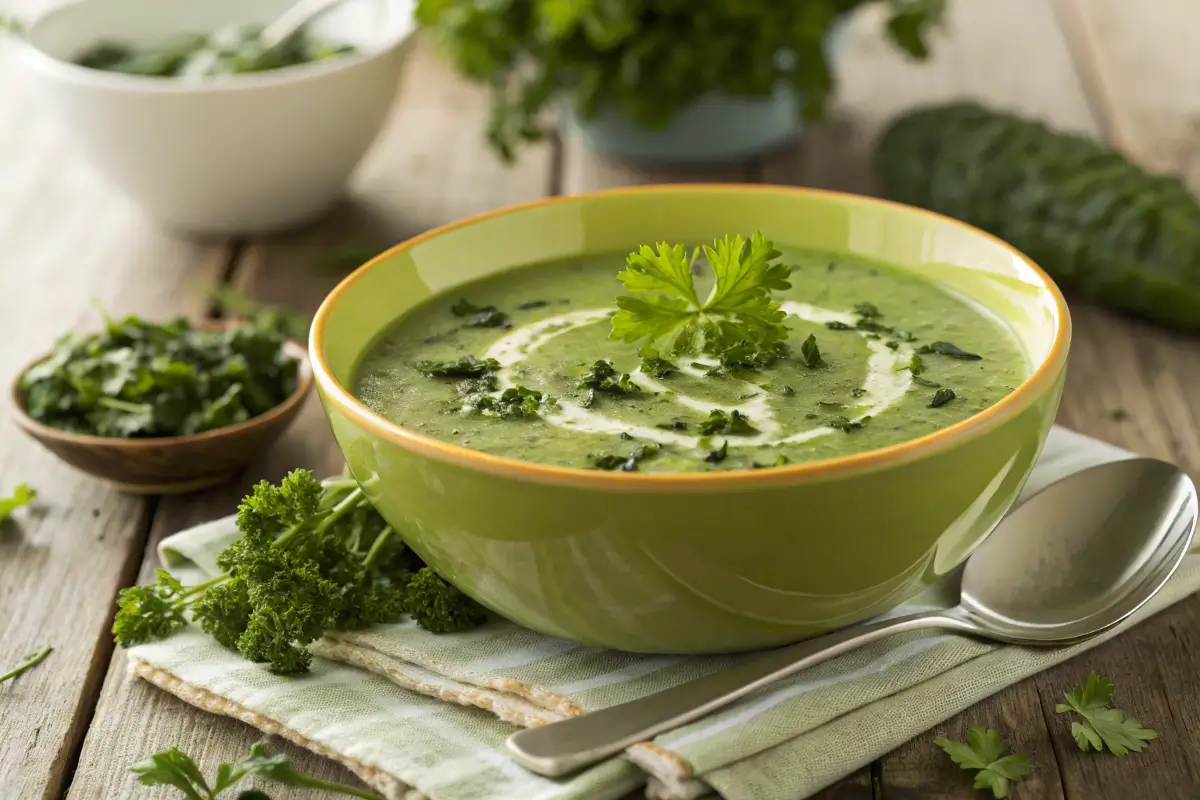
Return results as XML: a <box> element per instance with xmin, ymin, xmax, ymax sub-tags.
<box><xmin>958</xmin><ymin>457</ymin><xmax>1197</xmax><ymax>643</ymax></box>
<box><xmin>507</xmin><ymin>457</ymin><xmax>1198</xmax><ymax>777</ymax></box>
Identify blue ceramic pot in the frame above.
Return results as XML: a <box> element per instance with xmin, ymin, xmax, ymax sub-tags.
<box><xmin>559</xmin><ymin>20</ymin><xmax>849</xmax><ymax>165</ymax></box>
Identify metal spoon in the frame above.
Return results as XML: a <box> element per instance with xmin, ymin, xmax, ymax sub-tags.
<box><xmin>258</xmin><ymin>0</ymin><xmax>351</xmax><ymax>52</ymax></box>
<box><xmin>507</xmin><ymin>457</ymin><xmax>1197</xmax><ymax>777</ymax></box>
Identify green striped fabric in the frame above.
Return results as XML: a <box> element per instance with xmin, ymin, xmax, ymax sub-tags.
<box><xmin>128</xmin><ymin>427</ymin><xmax>1200</xmax><ymax>800</ymax></box>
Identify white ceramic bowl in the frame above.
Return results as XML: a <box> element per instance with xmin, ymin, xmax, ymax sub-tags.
<box><xmin>21</xmin><ymin>0</ymin><xmax>414</xmax><ymax>235</ymax></box>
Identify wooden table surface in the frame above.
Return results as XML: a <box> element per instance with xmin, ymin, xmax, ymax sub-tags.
<box><xmin>4</xmin><ymin>1</ymin><xmax>1200</xmax><ymax>798</ymax></box>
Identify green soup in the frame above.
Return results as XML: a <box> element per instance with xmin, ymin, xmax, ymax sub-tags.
<box><xmin>353</xmin><ymin>247</ymin><xmax>1028</xmax><ymax>473</ymax></box>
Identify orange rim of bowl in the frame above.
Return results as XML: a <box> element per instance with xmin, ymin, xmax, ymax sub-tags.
<box><xmin>10</xmin><ymin>330</ymin><xmax>313</xmax><ymax>450</ymax></box>
<box><xmin>310</xmin><ymin>184</ymin><xmax>1071</xmax><ymax>490</ymax></box>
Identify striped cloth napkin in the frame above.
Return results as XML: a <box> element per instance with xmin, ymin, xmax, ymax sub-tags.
<box><xmin>125</xmin><ymin>426</ymin><xmax>1200</xmax><ymax>800</ymax></box>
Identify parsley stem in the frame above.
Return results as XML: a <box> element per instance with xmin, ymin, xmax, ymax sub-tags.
<box><xmin>180</xmin><ymin>575</ymin><xmax>228</xmax><ymax>600</ymax></box>
<box><xmin>362</xmin><ymin>526</ymin><xmax>394</xmax><ymax>571</ymax></box>
<box><xmin>0</xmin><ymin>645</ymin><xmax>52</xmax><ymax>685</ymax></box>
<box><xmin>271</xmin><ymin>487</ymin><xmax>365</xmax><ymax>551</ymax></box>
<box><xmin>315</xmin><ymin>487</ymin><xmax>365</xmax><ymax>535</ymax></box>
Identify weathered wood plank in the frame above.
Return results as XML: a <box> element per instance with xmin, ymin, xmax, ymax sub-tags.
<box><xmin>561</xmin><ymin>138</ymin><xmax>757</xmax><ymax>195</ymax></box>
<box><xmin>0</xmin><ymin>31</ymin><xmax>231</xmax><ymax>798</ymax></box>
<box><xmin>761</xmin><ymin>0</ymin><xmax>1098</xmax><ymax>193</ymax></box>
<box><xmin>1029</xmin><ymin>598</ymin><xmax>1200</xmax><ymax>799</ymax></box>
<box><xmin>67</xmin><ymin>37</ymin><xmax>554</xmax><ymax>798</ymax></box>
<box><xmin>1052</xmin><ymin>0</ymin><xmax>1200</xmax><ymax>178</ymax></box>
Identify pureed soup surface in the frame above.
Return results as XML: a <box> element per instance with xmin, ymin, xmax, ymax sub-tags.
<box><xmin>354</xmin><ymin>243</ymin><xmax>1029</xmax><ymax>473</ymax></box>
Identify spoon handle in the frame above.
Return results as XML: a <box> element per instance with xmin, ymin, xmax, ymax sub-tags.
<box><xmin>260</xmin><ymin>0</ymin><xmax>350</xmax><ymax>49</ymax></box>
<box><xmin>506</xmin><ymin>609</ymin><xmax>965</xmax><ymax>777</ymax></box>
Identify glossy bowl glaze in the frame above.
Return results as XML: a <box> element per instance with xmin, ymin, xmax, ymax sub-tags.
<box><xmin>311</xmin><ymin>185</ymin><xmax>1070</xmax><ymax>653</ymax></box>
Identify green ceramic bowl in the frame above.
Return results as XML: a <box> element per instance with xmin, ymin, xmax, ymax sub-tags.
<box><xmin>311</xmin><ymin>185</ymin><xmax>1070</xmax><ymax>654</ymax></box>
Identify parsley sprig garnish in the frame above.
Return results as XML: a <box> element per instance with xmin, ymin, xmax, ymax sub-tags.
<box><xmin>132</xmin><ymin>742</ymin><xmax>380</xmax><ymax>799</ymax></box>
<box><xmin>1056</xmin><ymin>670</ymin><xmax>1158</xmax><ymax>756</ymax></box>
<box><xmin>936</xmin><ymin>728</ymin><xmax>1030</xmax><ymax>798</ymax></box>
<box><xmin>610</xmin><ymin>232</ymin><xmax>792</xmax><ymax>363</ymax></box>
<box><xmin>113</xmin><ymin>471</ymin><xmax>486</xmax><ymax>674</ymax></box>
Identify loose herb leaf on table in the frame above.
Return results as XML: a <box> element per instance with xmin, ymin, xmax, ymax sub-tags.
<box><xmin>0</xmin><ymin>645</ymin><xmax>52</xmax><ymax>686</ymax></box>
<box><xmin>0</xmin><ymin>483</ymin><xmax>36</xmax><ymax>524</ymax></box>
<box><xmin>132</xmin><ymin>742</ymin><xmax>381</xmax><ymax>799</ymax></box>
<box><xmin>936</xmin><ymin>728</ymin><xmax>1030</xmax><ymax>799</ymax></box>
<box><xmin>610</xmin><ymin>231</ymin><xmax>792</xmax><ymax>361</ymax></box>
<box><xmin>1056</xmin><ymin>671</ymin><xmax>1158</xmax><ymax>756</ymax></box>
<box><xmin>113</xmin><ymin>471</ymin><xmax>486</xmax><ymax>674</ymax></box>
<box><xmin>20</xmin><ymin>312</ymin><xmax>298</xmax><ymax>438</ymax></box>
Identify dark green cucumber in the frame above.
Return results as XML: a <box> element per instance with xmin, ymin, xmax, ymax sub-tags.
<box><xmin>874</xmin><ymin>102</ymin><xmax>1200</xmax><ymax>331</ymax></box>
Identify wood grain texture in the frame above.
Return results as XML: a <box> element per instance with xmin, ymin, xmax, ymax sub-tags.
<box><xmin>761</xmin><ymin>0</ymin><xmax>1099</xmax><ymax>194</ymax></box>
<box><xmin>0</xmin><ymin>32</ymin><xmax>230</xmax><ymax>799</ymax></box>
<box><xmin>1053</xmin><ymin>0</ymin><xmax>1200</xmax><ymax>177</ymax></box>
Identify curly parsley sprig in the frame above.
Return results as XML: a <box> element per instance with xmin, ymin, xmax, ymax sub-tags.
<box><xmin>610</xmin><ymin>231</ymin><xmax>793</xmax><ymax>363</ymax></box>
<box><xmin>113</xmin><ymin>470</ymin><xmax>486</xmax><ymax>674</ymax></box>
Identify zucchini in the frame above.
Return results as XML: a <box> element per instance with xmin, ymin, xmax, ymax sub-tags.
<box><xmin>873</xmin><ymin>102</ymin><xmax>1200</xmax><ymax>331</ymax></box>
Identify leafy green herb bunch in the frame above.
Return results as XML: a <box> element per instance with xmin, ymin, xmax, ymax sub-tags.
<box><xmin>20</xmin><ymin>311</ymin><xmax>298</xmax><ymax>438</ymax></box>
<box><xmin>415</xmin><ymin>0</ymin><xmax>946</xmax><ymax>159</ymax></box>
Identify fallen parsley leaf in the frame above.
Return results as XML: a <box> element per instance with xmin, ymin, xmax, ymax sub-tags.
<box><xmin>799</xmin><ymin>333</ymin><xmax>825</xmax><ymax>368</ymax></box>
<box><xmin>716</xmin><ymin>338</ymin><xmax>788</xmax><ymax>370</ymax></box>
<box><xmin>451</xmin><ymin>298</ymin><xmax>509</xmax><ymax>328</ymax></box>
<box><xmin>918</xmin><ymin>341</ymin><xmax>982</xmax><ymax>360</ymax></box>
<box><xmin>415</xmin><ymin>355</ymin><xmax>499</xmax><ymax>378</ymax></box>
<box><xmin>854</xmin><ymin>301</ymin><xmax>882</xmax><ymax>319</ymax></box>
<box><xmin>705</xmin><ymin>440</ymin><xmax>729</xmax><ymax>463</ymax></box>
<box><xmin>936</xmin><ymin>728</ymin><xmax>1030</xmax><ymax>799</ymax></box>
<box><xmin>590</xmin><ymin>443</ymin><xmax>661</xmax><ymax>472</ymax></box>
<box><xmin>610</xmin><ymin>232</ymin><xmax>792</xmax><ymax>359</ymax></box>
<box><xmin>929</xmin><ymin>388</ymin><xmax>956</xmax><ymax>407</ymax></box>
<box><xmin>471</xmin><ymin>385</ymin><xmax>551</xmax><ymax>419</ymax></box>
<box><xmin>0</xmin><ymin>645</ymin><xmax>52</xmax><ymax>686</ymax></box>
<box><xmin>0</xmin><ymin>483</ymin><xmax>36</xmax><ymax>524</ymax></box>
<box><xmin>1056</xmin><ymin>671</ymin><xmax>1157</xmax><ymax>756</ymax></box>
<box><xmin>132</xmin><ymin>741</ymin><xmax>381</xmax><ymax>799</ymax></box>
<box><xmin>700</xmin><ymin>409</ymin><xmax>758</xmax><ymax>436</ymax></box>
<box><xmin>640</xmin><ymin>354</ymin><xmax>678</xmax><ymax>377</ymax></box>
<box><xmin>579</xmin><ymin>360</ymin><xmax>639</xmax><ymax>395</ymax></box>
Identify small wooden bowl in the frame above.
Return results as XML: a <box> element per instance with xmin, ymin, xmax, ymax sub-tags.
<box><xmin>10</xmin><ymin>326</ymin><xmax>313</xmax><ymax>494</ymax></box>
